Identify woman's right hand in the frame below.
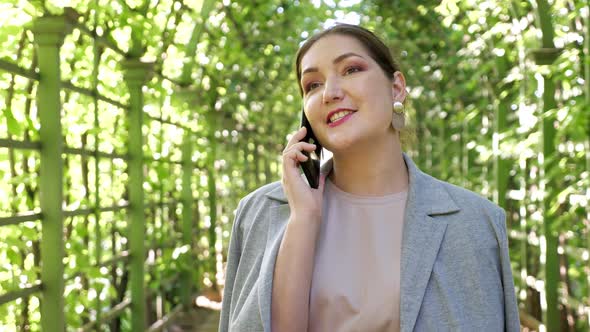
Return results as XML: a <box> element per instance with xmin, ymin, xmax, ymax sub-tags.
<box><xmin>281</xmin><ymin>126</ymin><xmax>327</xmax><ymax>221</ymax></box>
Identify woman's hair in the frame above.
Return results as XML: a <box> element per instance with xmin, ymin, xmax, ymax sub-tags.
<box><xmin>295</xmin><ymin>23</ymin><xmax>414</xmax><ymax>148</ymax></box>
<box><xmin>295</xmin><ymin>23</ymin><xmax>402</xmax><ymax>97</ymax></box>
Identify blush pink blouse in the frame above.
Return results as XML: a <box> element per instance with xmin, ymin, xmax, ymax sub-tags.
<box><xmin>308</xmin><ymin>177</ymin><xmax>407</xmax><ymax>332</ymax></box>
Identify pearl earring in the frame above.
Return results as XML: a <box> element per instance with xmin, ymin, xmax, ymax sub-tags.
<box><xmin>392</xmin><ymin>101</ymin><xmax>405</xmax><ymax>131</ymax></box>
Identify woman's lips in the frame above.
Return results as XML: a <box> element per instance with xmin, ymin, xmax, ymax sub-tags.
<box><xmin>328</xmin><ymin>112</ymin><xmax>355</xmax><ymax>127</ymax></box>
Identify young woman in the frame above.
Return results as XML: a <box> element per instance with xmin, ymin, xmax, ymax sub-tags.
<box><xmin>219</xmin><ymin>23</ymin><xmax>520</xmax><ymax>332</ymax></box>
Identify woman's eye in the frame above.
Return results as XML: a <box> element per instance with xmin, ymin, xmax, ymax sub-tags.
<box><xmin>306</xmin><ymin>82</ymin><xmax>321</xmax><ymax>92</ymax></box>
<box><xmin>344</xmin><ymin>66</ymin><xmax>361</xmax><ymax>75</ymax></box>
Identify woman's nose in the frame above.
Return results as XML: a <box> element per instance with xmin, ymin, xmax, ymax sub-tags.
<box><xmin>322</xmin><ymin>79</ymin><xmax>344</xmax><ymax>104</ymax></box>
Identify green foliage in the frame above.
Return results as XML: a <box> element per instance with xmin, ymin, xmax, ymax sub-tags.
<box><xmin>369</xmin><ymin>0</ymin><xmax>589</xmax><ymax>329</ymax></box>
<box><xmin>0</xmin><ymin>0</ymin><xmax>589</xmax><ymax>330</ymax></box>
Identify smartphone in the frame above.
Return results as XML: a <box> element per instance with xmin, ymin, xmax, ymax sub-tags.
<box><xmin>299</xmin><ymin>110</ymin><xmax>321</xmax><ymax>189</ymax></box>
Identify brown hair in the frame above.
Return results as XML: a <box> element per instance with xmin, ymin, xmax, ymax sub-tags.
<box><xmin>295</xmin><ymin>23</ymin><xmax>402</xmax><ymax>97</ymax></box>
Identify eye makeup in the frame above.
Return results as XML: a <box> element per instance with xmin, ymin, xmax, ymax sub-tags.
<box><xmin>300</xmin><ymin>59</ymin><xmax>369</xmax><ymax>94</ymax></box>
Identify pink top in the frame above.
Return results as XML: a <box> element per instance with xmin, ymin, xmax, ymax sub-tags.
<box><xmin>308</xmin><ymin>177</ymin><xmax>407</xmax><ymax>332</ymax></box>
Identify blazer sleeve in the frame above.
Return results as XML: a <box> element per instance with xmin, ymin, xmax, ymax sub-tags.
<box><xmin>218</xmin><ymin>198</ymin><xmax>246</xmax><ymax>332</ymax></box>
<box><xmin>495</xmin><ymin>208</ymin><xmax>521</xmax><ymax>331</ymax></box>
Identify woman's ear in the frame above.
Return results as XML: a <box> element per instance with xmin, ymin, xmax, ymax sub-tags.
<box><xmin>391</xmin><ymin>71</ymin><xmax>407</xmax><ymax>102</ymax></box>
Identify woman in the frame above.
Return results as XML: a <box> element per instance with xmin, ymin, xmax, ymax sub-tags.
<box><xmin>219</xmin><ymin>23</ymin><xmax>520</xmax><ymax>332</ymax></box>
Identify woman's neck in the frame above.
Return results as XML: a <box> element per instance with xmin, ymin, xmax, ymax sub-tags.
<box><xmin>327</xmin><ymin>137</ymin><xmax>409</xmax><ymax>196</ymax></box>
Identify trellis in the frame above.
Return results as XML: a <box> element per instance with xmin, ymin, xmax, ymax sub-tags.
<box><xmin>0</xmin><ymin>11</ymin><xmax>225</xmax><ymax>331</ymax></box>
<box><xmin>400</xmin><ymin>1</ymin><xmax>590</xmax><ymax>330</ymax></box>
<box><xmin>1</xmin><ymin>1</ymin><xmax>590</xmax><ymax>331</ymax></box>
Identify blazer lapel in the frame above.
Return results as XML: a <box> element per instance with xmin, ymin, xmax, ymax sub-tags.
<box><xmin>400</xmin><ymin>154</ymin><xmax>460</xmax><ymax>332</ymax></box>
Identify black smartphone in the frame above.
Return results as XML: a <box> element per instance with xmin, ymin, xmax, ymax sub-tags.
<box><xmin>299</xmin><ymin>110</ymin><xmax>321</xmax><ymax>189</ymax></box>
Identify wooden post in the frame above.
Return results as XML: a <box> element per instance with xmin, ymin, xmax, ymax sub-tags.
<box><xmin>493</xmin><ymin>55</ymin><xmax>510</xmax><ymax>209</ymax></box>
<box><xmin>181</xmin><ymin>133</ymin><xmax>194</xmax><ymax>305</ymax></box>
<box><xmin>205</xmin><ymin>110</ymin><xmax>219</xmax><ymax>288</ymax></box>
<box><xmin>31</xmin><ymin>15</ymin><xmax>71</xmax><ymax>332</ymax></box>
<box><xmin>122</xmin><ymin>58</ymin><xmax>153</xmax><ymax>332</ymax></box>
<box><xmin>532</xmin><ymin>0</ymin><xmax>561</xmax><ymax>329</ymax></box>
<box><xmin>584</xmin><ymin>1</ymin><xmax>590</xmax><ymax>326</ymax></box>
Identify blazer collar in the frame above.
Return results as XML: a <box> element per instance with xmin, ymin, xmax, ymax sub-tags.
<box><xmin>261</xmin><ymin>152</ymin><xmax>460</xmax><ymax>332</ymax></box>
<box><xmin>264</xmin><ymin>153</ymin><xmax>459</xmax><ymax>215</ymax></box>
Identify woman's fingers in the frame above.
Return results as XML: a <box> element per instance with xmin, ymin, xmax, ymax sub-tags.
<box><xmin>285</xmin><ymin>128</ymin><xmax>315</xmax><ymax>150</ymax></box>
<box><xmin>284</xmin><ymin>141</ymin><xmax>316</xmax><ymax>155</ymax></box>
<box><xmin>283</xmin><ymin>144</ymin><xmax>315</xmax><ymax>167</ymax></box>
<box><xmin>296</xmin><ymin>150</ymin><xmax>308</xmax><ymax>161</ymax></box>
<box><xmin>283</xmin><ymin>128</ymin><xmax>316</xmax><ymax>163</ymax></box>
<box><xmin>286</xmin><ymin>126</ymin><xmax>307</xmax><ymax>147</ymax></box>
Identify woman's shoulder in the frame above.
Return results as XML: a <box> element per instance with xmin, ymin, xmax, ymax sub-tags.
<box><xmin>440</xmin><ymin>179</ymin><xmax>503</xmax><ymax>215</ymax></box>
<box><xmin>426</xmin><ymin>175</ymin><xmax>506</xmax><ymax>232</ymax></box>
<box><xmin>237</xmin><ymin>180</ymin><xmax>283</xmax><ymax>210</ymax></box>
<box><xmin>232</xmin><ymin>180</ymin><xmax>284</xmax><ymax>232</ymax></box>
<box><xmin>405</xmin><ymin>154</ymin><xmax>504</xmax><ymax>222</ymax></box>
<box><xmin>417</xmin><ymin>174</ymin><xmax>509</xmax><ymax>253</ymax></box>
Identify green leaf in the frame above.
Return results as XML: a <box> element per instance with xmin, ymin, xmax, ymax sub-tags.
<box><xmin>4</xmin><ymin>108</ymin><xmax>22</xmax><ymax>136</ymax></box>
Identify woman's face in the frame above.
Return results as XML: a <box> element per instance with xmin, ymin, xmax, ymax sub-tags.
<box><xmin>299</xmin><ymin>34</ymin><xmax>406</xmax><ymax>154</ymax></box>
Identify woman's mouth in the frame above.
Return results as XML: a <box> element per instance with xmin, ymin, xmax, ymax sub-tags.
<box><xmin>328</xmin><ymin>111</ymin><xmax>355</xmax><ymax>127</ymax></box>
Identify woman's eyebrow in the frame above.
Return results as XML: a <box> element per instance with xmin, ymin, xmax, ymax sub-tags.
<box><xmin>301</xmin><ymin>52</ymin><xmax>365</xmax><ymax>76</ymax></box>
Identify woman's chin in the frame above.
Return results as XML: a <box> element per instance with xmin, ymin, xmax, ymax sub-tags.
<box><xmin>322</xmin><ymin>137</ymin><xmax>362</xmax><ymax>155</ymax></box>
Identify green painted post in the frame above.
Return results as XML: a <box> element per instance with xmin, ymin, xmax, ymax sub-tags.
<box><xmin>253</xmin><ymin>139</ymin><xmax>260</xmax><ymax>187</ymax></box>
<box><xmin>207</xmin><ymin>145</ymin><xmax>218</xmax><ymax>287</ymax></box>
<box><xmin>462</xmin><ymin>120</ymin><xmax>469</xmax><ymax>189</ymax></box>
<box><xmin>414</xmin><ymin>100</ymin><xmax>425</xmax><ymax>166</ymax></box>
<box><xmin>242</xmin><ymin>131</ymin><xmax>250</xmax><ymax>191</ymax></box>
<box><xmin>181</xmin><ymin>134</ymin><xmax>194</xmax><ymax>305</ymax></box>
<box><xmin>440</xmin><ymin>117</ymin><xmax>448</xmax><ymax>180</ymax></box>
<box><xmin>205</xmin><ymin>110</ymin><xmax>219</xmax><ymax>287</ymax></box>
<box><xmin>584</xmin><ymin>3</ymin><xmax>590</xmax><ymax>324</ymax></box>
<box><xmin>493</xmin><ymin>117</ymin><xmax>509</xmax><ymax>209</ymax></box>
<box><xmin>264</xmin><ymin>144</ymin><xmax>272</xmax><ymax>184</ymax></box>
<box><xmin>91</xmin><ymin>18</ymin><xmax>103</xmax><ymax>324</ymax></box>
<box><xmin>519</xmin><ymin>157</ymin><xmax>528</xmax><ymax>301</ymax></box>
<box><xmin>493</xmin><ymin>57</ymin><xmax>510</xmax><ymax>209</ymax></box>
<box><xmin>540</xmin><ymin>71</ymin><xmax>559</xmax><ymax>332</ymax></box>
<box><xmin>427</xmin><ymin>127</ymin><xmax>434</xmax><ymax>171</ymax></box>
<box><xmin>31</xmin><ymin>16</ymin><xmax>71</xmax><ymax>332</ymax></box>
<box><xmin>122</xmin><ymin>59</ymin><xmax>153</xmax><ymax>332</ymax></box>
<box><xmin>532</xmin><ymin>0</ymin><xmax>560</xmax><ymax>329</ymax></box>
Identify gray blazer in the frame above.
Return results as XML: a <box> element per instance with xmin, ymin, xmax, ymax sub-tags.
<box><xmin>219</xmin><ymin>153</ymin><xmax>520</xmax><ymax>331</ymax></box>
